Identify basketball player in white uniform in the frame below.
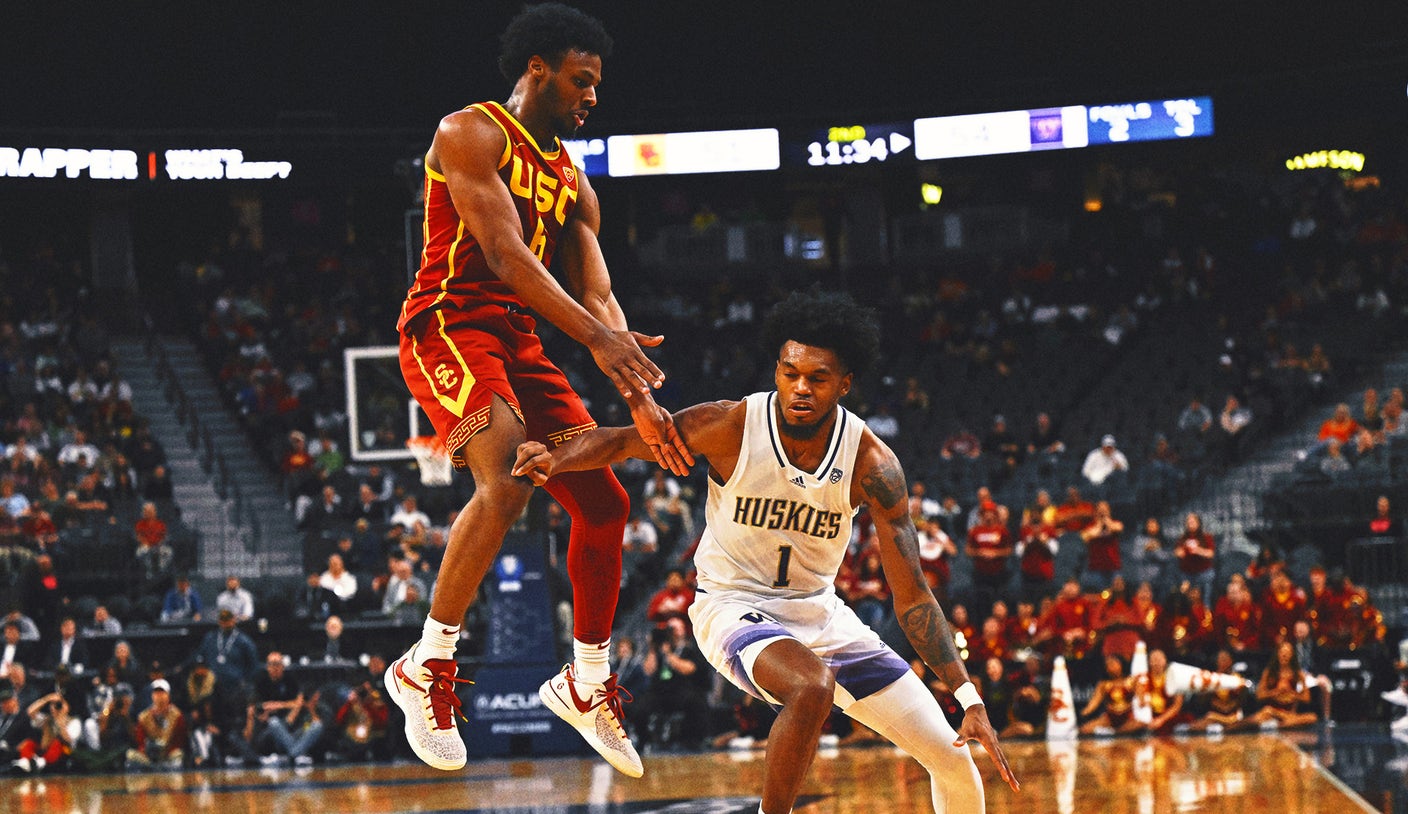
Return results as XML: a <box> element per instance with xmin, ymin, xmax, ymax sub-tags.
<box><xmin>515</xmin><ymin>289</ymin><xmax>1019</xmax><ymax>813</ymax></box>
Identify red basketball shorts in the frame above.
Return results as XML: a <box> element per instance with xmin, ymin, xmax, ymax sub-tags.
<box><xmin>399</xmin><ymin>304</ymin><xmax>597</xmax><ymax>467</ymax></box>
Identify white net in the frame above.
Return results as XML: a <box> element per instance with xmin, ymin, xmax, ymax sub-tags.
<box><xmin>407</xmin><ymin>436</ymin><xmax>454</xmax><ymax>487</ymax></box>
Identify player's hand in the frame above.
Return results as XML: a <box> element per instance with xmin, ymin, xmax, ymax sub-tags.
<box><xmin>590</xmin><ymin>329</ymin><xmax>665</xmax><ymax>399</ymax></box>
<box><xmin>512</xmin><ymin>441</ymin><xmax>554</xmax><ymax>486</ymax></box>
<box><xmin>954</xmin><ymin>704</ymin><xmax>1020</xmax><ymax>793</ymax></box>
<box><xmin>630</xmin><ymin>397</ymin><xmax>694</xmax><ymax>476</ymax></box>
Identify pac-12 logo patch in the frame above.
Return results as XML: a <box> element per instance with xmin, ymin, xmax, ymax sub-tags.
<box><xmin>563</xmin><ymin>166</ymin><xmax>576</xmax><ymax>184</ymax></box>
<box><xmin>829</xmin><ymin>468</ymin><xmax>843</xmax><ymax>484</ymax></box>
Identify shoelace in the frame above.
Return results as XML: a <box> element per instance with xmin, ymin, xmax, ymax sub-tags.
<box><xmin>426</xmin><ymin>670</ymin><xmax>475</xmax><ymax>730</ymax></box>
<box><xmin>599</xmin><ymin>676</ymin><xmax>634</xmax><ymax>737</ymax></box>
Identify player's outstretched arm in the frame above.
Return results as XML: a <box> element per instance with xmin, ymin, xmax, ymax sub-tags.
<box><xmin>433</xmin><ymin>112</ymin><xmax>662</xmax><ymax>401</ymax></box>
<box><xmin>513</xmin><ymin>400</ymin><xmax>741</xmax><ymax>485</ymax></box>
<box><xmin>855</xmin><ymin>432</ymin><xmax>1020</xmax><ymax>793</ymax></box>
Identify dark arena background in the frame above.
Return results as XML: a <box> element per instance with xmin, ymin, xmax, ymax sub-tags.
<box><xmin>3</xmin><ymin>2</ymin><xmax>1408</xmax><ymax>812</ymax></box>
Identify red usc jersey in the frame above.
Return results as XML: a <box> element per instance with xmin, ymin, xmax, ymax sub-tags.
<box><xmin>398</xmin><ymin>101</ymin><xmax>582</xmax><ymax>333</ymax></box>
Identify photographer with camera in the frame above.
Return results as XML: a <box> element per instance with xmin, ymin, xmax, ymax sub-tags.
<box><xmin>333</xmin><ymin>679</ymin><xmax>390</xmax><ymax>762</ymax></box>
<box><xmin>11</xmin><ymin>690</ymin><xmax>78</xmax><ymax>773</ymax></box>
<box><xmin>0</xmin><ymin>685</ymin><xmax>39</xmax><ymax>773</ymax></box>
<box><xmin>74</xmin><ymin>678</ymin><xmax>136</xmax><ymax>771</ymax></box>
<box><xmin>638</xmin><ymin>618</ymin><xmax>710</xmax><ymax>750</ymax></box>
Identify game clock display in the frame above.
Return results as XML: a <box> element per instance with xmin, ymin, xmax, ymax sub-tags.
<box><xmin>794</xmin><ymin>122</ymin><xmax>914</xmax><ymax>167</ymax></box>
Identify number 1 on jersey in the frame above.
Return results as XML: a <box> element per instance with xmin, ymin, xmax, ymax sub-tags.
<box><xmin>773</xmin><ymin>544</ymin><xmax>793</xmax><ymax>587</ymax></box>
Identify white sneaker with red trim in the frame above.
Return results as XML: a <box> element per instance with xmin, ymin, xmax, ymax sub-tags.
<box><xmin>385</xmin><ymin>645</ymin><xmax>472</xmax><ymax>771</ymax></box>
<box><xmin>539</xmin><ymin>663</ymin><xmax>643</xmax><ymax>777</ymax></box>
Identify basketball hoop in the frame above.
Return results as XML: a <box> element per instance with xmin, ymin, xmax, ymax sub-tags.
<box><xmin>406</xmin><ymin>436</ymin><xmax>454</xmax><ymax>487</ymax></box>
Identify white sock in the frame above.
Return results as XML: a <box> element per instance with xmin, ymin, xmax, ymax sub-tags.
<box><xmin>415</xmin><ymin>615</ymin><xmax>460</xmax><ymax>663</ymax></box>
<box><xmin>573</xmin><ymin>638</ymin><xmax>611</xmax><ymax>683</ymax></box>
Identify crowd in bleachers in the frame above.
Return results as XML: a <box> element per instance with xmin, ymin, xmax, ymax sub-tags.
<box><xmin>4</xmin><ymin>156</ymin><xmax>1408</xmax><ymax>772</ymax></box>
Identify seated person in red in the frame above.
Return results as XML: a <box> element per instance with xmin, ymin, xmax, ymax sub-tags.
<box><xmin>1338</xmin><ymin>574</ymin><xmax>1387</xmax><ymax>651</ymax></box>
<box><xmin>1304</xmin><ymin>566</ymin><xmax>1343</xmax><ymax>647</ymax></box>
<box><xmin>1004</xmin><ymin>654</ymin><xmax>1048</xmax><ymax>738</ymax></box>
<box><xmin>948</xmin><ymin>604</ymin><xmax>977</xmax><ymax>659</ymax></box>
<box><xmin>1317</xmin><ymin>403</ymin><xmax>1358</xmax><ymax>446</ymax></box>
<box><xmin>1368</xmin><ymin>495</ymin><xmax>1401</xmax><ymax>538</ymax></box>
<box><xmin>1213</xmin><ymin>576</ymin><xmax>1263</xmax><ymax>654</ymax></box>
<box><xmin>1079</xmin><ymin>655</ymin><xmax>1141</xmax><ymax>735</ymax></box>
<box><xmin>1159</xmin><ymin>586</ymin><xmax>1214</xmax><ymax>661</ymax></box>
<box><xmin>1260</xmin><ymin>569</ymin><xmax>1307</xmax><ymax>644</ymax></box>
<box><xmin>916</xmin><ymin>519</ymin><xmax>957</xmax><ymax>604</ymax></box>
<box><xmin>1091</xmin><ymin>576</ymin><xmax>1140</xmax><ymax>662</ymax></box>
<box><xmin>1130</xmin><ymin>582</ymin><xmax>1162</xmax><ymax>647</ymax></box>
<box><xmin>1013</xmin><ymin>522</ymin><xmax>1058</xmax><ymax>605</ymax></box>
<box><xmin>1045</xmin><ymin>578</ymin><xmax>1094</xmax><ymax>661</ymax></box>
<box><xmin>837</xmin><ymin>544</ymin><xmax>891</xmax><ymax>631</ymax></box>
<box><xmin>645</xmin><ymin>569</ymin><xmax>696</xmax><ymax>629</ymax></box>
<box><xmin>1053</xmin><ymin>486</ymin><xmax>1095</xmax><ymax>533</ymax></box>
<box><xmin>967</xmin><ymin>616</ymin><xmax>1010</xmax><ymax>671</ymax></box>
<box><xmin>1005</xmin><ymin>600</ymin><xmax>1047</xmax><ymax>657</ymax></box>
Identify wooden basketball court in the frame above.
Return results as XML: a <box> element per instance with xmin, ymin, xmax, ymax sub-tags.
<box><xmin>7</xmin><ymin>730</ymin><xmax>1386</xmax><ymax>814</ymax></box>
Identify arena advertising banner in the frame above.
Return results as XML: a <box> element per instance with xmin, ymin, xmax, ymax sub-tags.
<box><xmin>0</xmin><ymin>145</ymin><xmax>293</xmax><ymax>181</ymax></box>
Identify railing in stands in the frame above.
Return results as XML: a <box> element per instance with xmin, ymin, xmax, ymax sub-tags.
<box><xmin>141</xmin><ymin>315</ymin><xmax>266</xmax><ymax>575</ymax></box>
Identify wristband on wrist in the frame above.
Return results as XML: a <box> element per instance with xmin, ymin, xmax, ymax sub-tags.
<box><xmin>953</xmin><ymin>681</ymin><xmax>983</xmax><ymax>710</ymax></box>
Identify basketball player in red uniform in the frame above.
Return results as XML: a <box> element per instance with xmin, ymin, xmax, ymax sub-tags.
<box><xmin>386</xmin><ymin>4</ymin><xmax>690</xmax><ymax>777</ymax></box>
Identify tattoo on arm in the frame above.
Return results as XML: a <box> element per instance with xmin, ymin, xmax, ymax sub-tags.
<box><xmin>860</xmin><ymin>460</ymin><xmax>906</xmax><ymax>512</ymax></box>
<box><xmin>901</xmin><ymin>603</ymin><xmax>970</xmax><ymax>689</ymax></box>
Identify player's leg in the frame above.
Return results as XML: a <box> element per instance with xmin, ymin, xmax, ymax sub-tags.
<box><xmin>513</xmin><ymin>331</ymin><xmax>640</xmax><ymax>775</ymax></box>
<box><xmin>749</xmin><ymin>638</ymin><xmax>839</xmax><ymax>814</ymax></box>
<box><xmin>841</xmin><ymin>669</ymin><xmax>985</xmax><ymax>814</ymax></box>
<box><xmin>386</xmin><ymin>393</ymin><xmax>533</xmax><ymax>770</ymax></box>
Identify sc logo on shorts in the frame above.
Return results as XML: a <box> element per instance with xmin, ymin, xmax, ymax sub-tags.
<box><xmin>434</xmin><ymin>363</ymin><xmax>459</xmax><ymax>390</ymax></box>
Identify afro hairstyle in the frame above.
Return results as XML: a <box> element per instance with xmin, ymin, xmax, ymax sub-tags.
<box><xmin>760</xmin><ymin>288</ymin><xmax>881</xmax><ymax>377</ymax></box>
<box><xmin>499</xmin><ymin>3</ymin><xmax>613</xmax><ymax>82</ymax></box>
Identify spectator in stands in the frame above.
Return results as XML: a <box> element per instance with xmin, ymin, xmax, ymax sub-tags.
<box><xmin>319</xmin><ymin>553</ymin><xmax>358</xmax><ymax>607</ymax></box>
<box><xmin>639</xmin><ymin>618</ymin><xmax>709</xmax><ymax>750</ymax></box>
<box><xmin>57</xmin><ymin>430</ymin><xmax>101</xmax><ymax>473</ymax></box>
<box><xmin>1026</xmin><ymin>411</ymin><xmax>1066</xmax><ymax>461</ymax></box>
<box><xmin>299</xmin><ymin>484</ymin><xmax>344</xmax><ymax>530</ymax></box>
<box><xmin>160</xmin><ymin>574</ymin><xmax>204</xmax><ymax>623</ymax></box>
<box><xmin>1048</xmin><ymin>578</ymin><xmax>1094</xmax><ymax>662</ymax></box>
<box><xmin>1218</xmin><ymin>395</ymin><xmax>1253</xmax><ymax>463</ymax></box>
<box><xmin>1</xmin><ymin>621</ymin><xmax>36</xmax><ymax>674</ymax></box>
<box><xmin>84</xmin><ymin>605</ymin><xmax>123</xmax><ymax>636</ymax></box>
<box><xmin>108</xmin><ymin>641</ymin><xmax>142</xmax><ymax>689</ymax></box>
<box><xmin>0</xmin><ymin>477</ymin><xmax>29</xmax><ymax>519</ymax></box>
<box><xmin>838</xmin><ymin>544</ymin><xmax>891</xmax><ymax>631</ymax></box>
<box><xmin>965</xmin><ymin>500</ymin><xmax>1013</xmax><ymax>616</ymax></box>
<box><xmin>982</xmin><ymin>414</ymin><xmax>1022</xmax><ymax>484</ymax></box>
<box><xmin>940</xmin><ymin>426</ymin><xmax>982</xmax><ymax>460</ymax></box>
<box><xmin>646</xmin><ymin>569</ymin><xmax>695</xmax><ymax>629</ymax></box>
<box><xmin>1092</xmin><ymin>577</ymin><xmax>1139</xmax><ymax>661</ymax></box>
<box><xmin>10</xmin><ymin>689</ymin><xmax>76</xmax><ymax>774</ymax></box>
<box><xmin>1290</xmin><ymin>619</ymin><xmax>1333</xmax><ymax>723</ymax></box>
<box><xmin>623</xmin><ymin>513</ymin><xmax>659</xmax><ymax>554</ymax></box>
<box><xmin>1359</xmin><ymin>388</ymin><xmax>1382</xmax><ymax>434</ymax></box>
<box><xmin>917</xmin><ymin>519</ymin><xmax>956</xmax><ymax>604</ymax></box>
<box><xmin>245</xmin><ymin>651</ymin><xmax>324</xmax><ymax>767</ymax></box>
<box><xmin>388</xmin><ymin>495</ymin><xmax>431</xmax><ymax>531</ymax></box>
<box><xmin>0</xmin><ymin>681</ymin><xmax>38</xmax><ymax>771</ymax></box>
<box><xmin>126</xmin><ymin>679</ymin><xmax>185</xmax><ymax>769</ymax></box>
<box><xmin>1244</xmin><ymin>543</ymin><xmax>1285</xmax><ymax>598</ymax></box>
<box><xmin>318</xmin><ymin>615</ymin><xmax>351</xmax><ymax>663</ymax></box>
<box><xmin>44</xmin><ymin>616</ymin><xmax>91</xmax><ymax>676</ymax></box>
<box><xmin>309</xmin><ymin>428</ymin><xmax>345</xmax><ymax>473</ymax></box>
<box><xmin>1174</xmin><ymin>512</ymin><xmax>1216</xmax><ymax>602</ymax></box>
<box><xmin>390</xmin><ymin>582</ymin><xmax>431</xmax><ymax>626</ymax></box>
<box><xmin>1078</xmin><ymin>501</ymin><xmax>1124</xmax><ymax>592</ymax></box>
<box><xmin>1213</xmin><ymin>576</ymin><xmax>1262</xmax><ymax>654</ymax></box>
<box><xmin>1053</xmin><ymin>486</ymin><xmax>1095</xmax><ymax>532</ymax></box>
<box><xmin>80</xmin><ymin>680</ymin><xmax>136</xmax><ymax>772</ymax></box>
<box><xmin>295</xmin><ymin>572</ymin><xmax>339</xmax><ymax>623</ymax></box>
<box><xmin>281</xmin><ymin>430</ymin><xmax>318</xmax><ymax>504</ymax></box>
<box><xmin>133</xmin><ymin>501</ymin><xmax>173</xmax><ymax>595</ymax></box>
<box><xmin>381</xmin><ymin>556</ymin><xmax>427</xmax><ymax>616</ymax></box>
<box><xmin>216</xmin><ymin>576</ymin><xmax>255</xmax><ymax>622</ymax></box>
<box><xmin>1013</xmin><ymin>521</ymin><xmax>1057</xmax><ymax>605</ymax></box>
<box><xmin>1368</xmin><ymin>495</ymin><xmax>1401</xmax><ymax>538</ymax></box>
<box><xmin>1130</xmin><ymin>518</ymin><xmax>1173</xmax><ymax>599</ymax></box>
<box><xmin>190</xmin><ymin>609</ymin><xmax>259</xmax><ymax>694</ymax></box>
<box><xmin>1176</xmin><ymin>396</ymin><xmax>1215</xmax><ymax>461</ymax></box>
<box><xmin>1082</xmin><ymin>435</ymin><xmax>1129</xmax><ymax>489</ymax></box>
<box><xmin>348</xmin><ymin>483</ymin><xmax>387</xmax><ymax>525</ymax></box>
<box><xmin>1318</xmin><ymin>403</ymin><xmax>1359</xmax><ymax>446</ymax></box>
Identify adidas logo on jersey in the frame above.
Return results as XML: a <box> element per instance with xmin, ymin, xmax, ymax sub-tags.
<box><xmin>790</xmin><ymin>475</ymin><xmax>805</xmax><ymax>487</ymax></box>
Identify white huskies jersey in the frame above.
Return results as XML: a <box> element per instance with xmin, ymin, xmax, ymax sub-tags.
<box><xmin>695</xmin><ymin>391</ymin><xmax>865</xmax><ymax>598</ymax></box>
